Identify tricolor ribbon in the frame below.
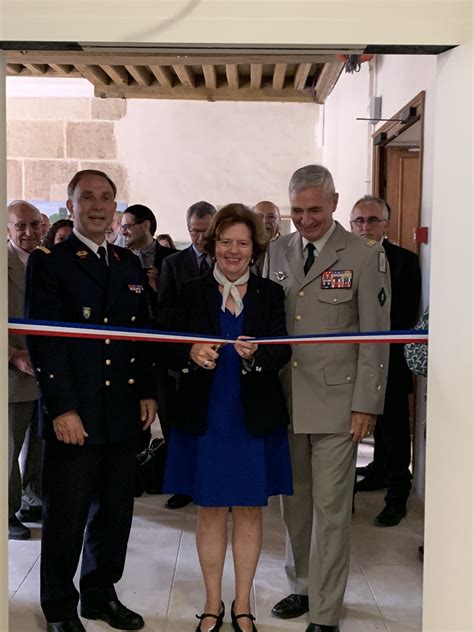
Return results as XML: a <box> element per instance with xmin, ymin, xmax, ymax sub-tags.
<box><xmin>8</xmin><ymin>319</ymin><xmax>428</xmax><ymax>345</ymax></box>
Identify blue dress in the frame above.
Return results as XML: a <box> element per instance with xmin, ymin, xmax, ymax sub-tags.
<box><xmin>163</xmin><ymin>308</ymin><xmax>293</xmax><ymax>506</ymax></box>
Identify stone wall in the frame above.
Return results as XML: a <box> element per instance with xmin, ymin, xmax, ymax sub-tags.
<box><xmin>6</xmin><ymin>97</ymin><xmax>129</xmax><ymax>206</ymax></box>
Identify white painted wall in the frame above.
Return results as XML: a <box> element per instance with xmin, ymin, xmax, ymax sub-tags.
<box><xmin>321</xmin><ymin>54</ymin><xmax>438</xmax><ymax>502</ymax></box>
<box><xmin>115</xmin><ymin>99</ymin><xmax>321</xmax><ymax>241</ymax></box>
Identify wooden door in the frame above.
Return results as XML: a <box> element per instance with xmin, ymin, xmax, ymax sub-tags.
<box><xmin>385</xmin><ymin>147</ymin><xmax>421</xmax><ymax>253</ymax></box>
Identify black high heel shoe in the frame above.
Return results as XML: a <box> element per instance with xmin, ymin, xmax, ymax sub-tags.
<box><xmin>195</xmin><ymin>601</ymin><xmax>225</xmax><ymax>631</ymax></box>
<box><xmin>231</xmin><ymin>600</ymin><xmax>257</xmax><ymax>632</ymax></box>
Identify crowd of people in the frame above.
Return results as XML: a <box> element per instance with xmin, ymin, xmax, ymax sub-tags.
<box><xmin>7</xmin><ymin>164</ymin><xmax>426</xmax><ymax>632</ymax></box>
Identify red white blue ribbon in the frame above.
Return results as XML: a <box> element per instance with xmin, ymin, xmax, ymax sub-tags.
<box><xmin>8</xmin><ymin>319</ymin><xmax>428</xmax><ymax>345</ymax></box>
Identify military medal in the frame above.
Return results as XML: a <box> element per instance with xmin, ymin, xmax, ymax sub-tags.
<box><xmin>76</xmin><ymin>250</ymin><xmax>89</xmax><ymax>259</ymax></box>
<box><xmin>322</xmin><ymin>270</ymin><xmax>353</xmax><ymax>289</ymax></box>
<box><xmin>128</xmin><ymin>284</ymin><xmax>144</xmax><ymax>294</ymax></box>
<box><xmin>82</xmin><ymin>307</ymin><xmax>92</xmax><ymax>319</ymax></box>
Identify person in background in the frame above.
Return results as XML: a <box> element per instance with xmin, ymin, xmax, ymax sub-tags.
<box><xmin>7</xmin><ymin>200</ymin><xmax>44</xmax><ymax>541</ymax></box>
<box><xmin>43</xmin><ymin>219</ymin><xmax>74</xmax><ymax>249</ymax></box>
<box><xmin>163</xmin><ymin>204</ymin><xmax>293</xmax><ymax>632</ymax></box>
<box><xmin>251</xmin><ymin>201</ymin><xmax>281</xmax><ymax>276</ymax></box>
<box><xmin>350</xmin><ymin>195</ymin><xmax>421</xmax><ymax>527</ymax></box>
<box><xmin>25</xmin><ymin>169</ymin><xmax>157</xmax><ymax>632</ymax></box>
<box><xmin>40</xmin><ymin>213</ymin><xmax>51</xmax><ymax>239</ymax></box>
<box><xmin>120</xmin><ymin>204</ymin><xmax>177</xmax><ymax>316</ymax></box>
<box><xmin>267</xmin><ymin>165</ymin><xmax>391</xmax><ymax>632</ymax></box>
<box><xmin>105</xmin><ymin>211</ymin><xmax>123</xmax><ymax>245</ymax></box>
<box><xmin>157</xmin><ymin>200</ymin><xmax>217</xmax><ymax>510</ymax></box>
<box><xmin>156</xmin><ymin>233</ymin><xmax>176</xmax><ymax>249</ymax></box>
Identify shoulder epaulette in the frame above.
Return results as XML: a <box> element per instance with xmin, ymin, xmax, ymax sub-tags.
<box><xmin>36</xmin><ymin>246</ymin><xmax>51</xmax><ymax>254</ymax></box>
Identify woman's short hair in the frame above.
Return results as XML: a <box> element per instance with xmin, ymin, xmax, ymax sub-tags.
<box><xmin>43</xmin><ymin>219</ymin><xmax>74</xmax><ymax>248</ymax></box>
<box><xmin>205</xmin><ymin>203</ymin><xmax>269</xmax><ymax>259</ymax></box>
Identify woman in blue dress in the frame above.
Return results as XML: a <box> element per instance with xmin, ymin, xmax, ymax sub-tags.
<box><xmin>163</xmin><ymin>204</ymin><xmax>293</xmax><ymax>632</ymax></box>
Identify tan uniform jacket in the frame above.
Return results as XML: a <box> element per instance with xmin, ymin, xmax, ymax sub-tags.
<box><xmin>267</xmin><ymin>222</ymin><xmax>391</xmax><ymax>433</ymax></box>
<box><xmin>8</xmin><ymin>241</ymin><xmax>39</xmax><ymax>403</ymax></box>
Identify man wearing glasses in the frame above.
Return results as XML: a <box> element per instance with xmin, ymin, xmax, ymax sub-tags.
<box><xmin>120</xmin><ymin>204</ymin><xmax>177</xmax><ymax>317</ymax></box>
<box><xmin>157</xmin><ymin>200</ymin><xmax>216</xmax><ymax>510</ymax></box>
<box><xmin>350</xmin><ymin>195</ymin><xmax>421</xmax><ymax>527</ymax></box>
<box><xmin>7</xmin><ymin>201</ymin><xmax>44</xmax><ymax>540</ymax></box>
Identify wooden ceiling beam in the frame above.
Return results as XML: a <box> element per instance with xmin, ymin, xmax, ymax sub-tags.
<box><xmin>149</xmin><ymin>65</ymin><xmax>173</xmax><ymax>88</ymax></box>
<box><xmin>125</xmin><ymin>65</ymin><xmax>153</xmax><ymax>86</ymax></box>
<box><xmin>272</xmin><ymin>63</ymin><xmax>287</xmax><ymax>90</ymax></box>
<box><xmin>94</xmin><ymin>84</ymin><xmax>315</xmax><ymax>103</ymax></box>
<box><xmin>250</xmin><ymin>64</ymin><xmax>263</xmax><ymax>89</ymax></box>
<box><xmin>312</xmin><ymin>62</ymin><xmax>344</xmax><ymax>103</ymax></box>
<box><xmin>172</xmin><ymin>65</ymin><xmax>195</xmax><ymax>88</ymax></box>
<box><xmin>202</xmin><ymin>64</ymin><xmax>217</xmax><ymax>89</ymax></box>
<box><xmin>23</xmin><ymin>63</ymin><xmax>47</xmax><ymax>76</ymax></box>
<box><xmin>294</xmin><ymin>63</ymin><xmax>313</xmax><ymax>90</ymax></box>
<box><xmin>6</xmin><ymin>50</ymin><xmax>338</xmax><ymax>67</ymax></box>
<box><xmin>6</xmin><ymin>63</ymin><xmax>22</xmax><ymax>75</ymax></box>
<box><xmin>49</xmin><ymin>63</ymin><xmax>73</xmax><ymax>74</ymax></box>
<box><xmin>226</xmin><ymin>64</ymin><xmax>239</xmax><ymax>90</ymax></box>
<box><xmin>101</xmin><ymin>64</ymin><xmax>130</xmax><ymax>85</ymax></box>
<box><xmin>75</xmin><ymin>64</ymin><xmax>110</xmax><ymax>86</ymax></box>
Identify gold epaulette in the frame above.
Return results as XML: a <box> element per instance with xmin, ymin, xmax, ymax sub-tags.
<box><xmin>36</xmin><ymin>246</ymin><xmax>51</xmax><ymax>254</ymax></box>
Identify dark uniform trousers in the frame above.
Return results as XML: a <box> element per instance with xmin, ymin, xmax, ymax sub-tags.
<box><xmin>41</xmin><ymin>440</ymin><xmax>136</xmax><ymax>621</ymax></box>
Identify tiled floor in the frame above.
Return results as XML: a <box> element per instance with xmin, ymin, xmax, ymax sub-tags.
<box><xmin>9</xmin><ymin>442</ymin><xmax>424</xmax><ymax>631</ymax></box>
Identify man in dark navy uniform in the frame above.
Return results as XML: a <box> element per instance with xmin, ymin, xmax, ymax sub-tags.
<box><xmin>350</xmin><ymin>195</ymin><xmax>421</xmax><ymax>527</ymax></box>
<box><xmin>25</xmin><ymin>170</ymin><xmax>157</xmax><ymax>632</ymax></box>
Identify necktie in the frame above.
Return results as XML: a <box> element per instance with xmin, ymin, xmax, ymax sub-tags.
<box><xmin>304</xmin><ymin>243</ymin><xmax>316</xmax><ymax>275</ymax></box>
<box><xmin>200</xmin><ymin>255</ymin><xmax>210</xmax><ymax>275</ymax></box>
<box><xmin>97</xmin><ymin>245</ymin><xmax>108</xmax><ymax>268</ymax></box>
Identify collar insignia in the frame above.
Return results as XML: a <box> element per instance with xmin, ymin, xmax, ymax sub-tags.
<box><xmin>82</xmin><ymin>307</ymin><xmax>92</xmax><ymax>319</ymax></box>
<box><xmin>76</xmin><ymin>250</ymin><xmax>89</xmax><ymax>259</ymax></box>
<box><xmin>274</xmin><ymin>271</ymin><xmax>288</xmax><ymax>281</ymax></box>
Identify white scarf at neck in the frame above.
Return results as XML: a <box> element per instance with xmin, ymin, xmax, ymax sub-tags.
<box><xmin>213</xmin><ymin>263</ymin><xmax>249</xmax><ymax>317</ymax></box>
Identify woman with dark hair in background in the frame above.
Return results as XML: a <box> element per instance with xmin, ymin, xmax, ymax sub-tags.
<box><xmin>156</xmin><ymin>233</ymin><xmax>176</xmax><ymax>249</ymax></box>
<box><xmin>42</xmin><ymin>219</ymin><xmax>74</xmax><ymax>248</ymax></box>
<box><xmin>163</xmin><ymin>204</ymin><xmax>293</xmax><ymax>632</ymax></box>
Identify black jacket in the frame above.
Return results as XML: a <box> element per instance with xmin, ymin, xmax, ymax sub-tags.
<box><xmin>165</xmin><ymin>273</ymin><xmax>291</xmax><ymax>436</ymax></box>
<box><xmin>383</xmin><ymin>239</ymin><xmax>422</xmax><ymax>393</ymax></box>
<box><xmin>25</xmin><ymin>234</ymin><xmax>157</xmax><ymax>444</ymax></box>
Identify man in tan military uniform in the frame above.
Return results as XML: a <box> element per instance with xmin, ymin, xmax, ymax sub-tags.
<box><xmin>267</xmin><ymin>165</ymin><xmax>391</xmax><ymax>632</ymax></box>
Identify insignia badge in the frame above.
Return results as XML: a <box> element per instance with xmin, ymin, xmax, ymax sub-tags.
<box><xmin>378</xmin><ymin>252</ymin><xmax>387</xmax><ymax>273</ymax></box>
<box><xmin>128</xmin><ymin>284</ymin><xmax>144</xmax><ymax>294</ymax></box>
<box><xmin>76</xmin><ymin>250</ymin><xmax>89</xmax><ymax>259</ymax></box>
<box><xmin>274</xmin><ymin>271</ymin><xmax>288</xmax><ymax>281</ymax></box>
<box><xmin>378</xmin><ymin>287</ymin><xmax>387</xmax><ymax>306</ymax></box>
<box><xmin>322</xmin><ymin>270</ymin><xmax>353</xmax><ymax>289</ymax></box>
<box><xmin>82</xmin><ymin>306</ymin><xmax>92</xmax><ymax>319</ymax></box>
<box><xmin>366</xmin><ymin>239</ymin><xmax>377</xmax><ymax>247</ymax></box>
<box><xmin>111</xmin><ymin>248</ymin><xmax>120</xmax><ymax>261</ymax></box>
<box><xmin>36</xmin><ymin>246</ymin><xmax>51</xmax><ymax>254</ymax></box>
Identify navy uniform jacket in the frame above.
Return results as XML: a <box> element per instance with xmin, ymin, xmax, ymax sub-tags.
<box><xmin>383</xmin><ymin>239</ymin><xmax>421</xmax><ymax>394</ymax></box>
<box><xmin>25</xmin><ymin>233</ymin><xmax>157</xmax><ymax>445</ymax></box>
<box><xmin>165</xmin><ymin>273</ymin><xmax>291</xmax><ymax>437</ymax></box>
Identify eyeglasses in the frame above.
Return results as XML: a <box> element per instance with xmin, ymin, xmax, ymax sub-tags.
<box><xmin>350</xmin><ymin>217</ymin><xmax>386</xmax><ymax>227</ymax></box>
<box><xmin>189</xmin><ymin>228</ymin><xmax>207</xmax><ymax>236</ymax></box>
<box><xmin>120</xmin><ymin>220</ymin><xmax>145</xmax><ymax>232</ymax></box>
<box><xmin>9</xmin><ymin>220</ymin><xmax>42</xmax><ymax>231</ymax></box>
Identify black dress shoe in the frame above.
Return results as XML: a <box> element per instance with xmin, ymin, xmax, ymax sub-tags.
<box><xmin>195</xmin><ymin>601</ymin><xmax>225</xmax><ymax>631</ymax></box>
<box><xmin>306</xmin><ymin>624</ymin><xmax>340</xmax><ymax>632</ymax></box>
<box><xmin>374</xmin><ymin>504</ymin><xmax>407</xmax><ymax>527</ymax></box>
<box><xmin>8</xmin><ymin>516</ymin><xmax>31</xmax><ymax>540</ymax></box>
<box><xmin>46</xmin><ymin>617</ymin><xmax>86</xmax><ymax>632</ymax></box>
<box><xmin>356</xmin><ymin>462</ymin><xmax>374</xmax><ymax>477</ymax></box>
<box><xmin>355</xmin><ymin>475</ymin><xmax>386</xmax><ymax>492</ymax></box>
<box><xmin>165</xmin><ymin>493</ymin><xmax>192</xmax><ymax>509</ymax></box>
<box><xmin>81</xmin><ymin>599</ymin><xmax>144</xmax><ymax>630</ymax></box>
<box><xmin>231</xmin><ymin>600</ymin><xmax>257</xmax><ymax>632</ymax></box>
<box><xmin>18</xmin><ymin>504</ymin><xmax>43</xmax><ymax>523</ymax></box>
<box><xmin>271</xmin><ymin>594</ymin><xmax>309</xmax><ymax>619</ymax></box>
